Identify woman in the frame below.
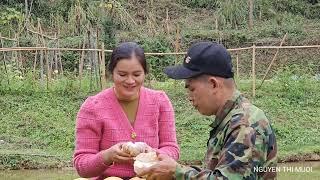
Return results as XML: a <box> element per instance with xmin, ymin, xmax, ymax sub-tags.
<box><xmin>73</xmin><ymin>42</ymin><xmax>179</xmax><ymax>179</ymax></box>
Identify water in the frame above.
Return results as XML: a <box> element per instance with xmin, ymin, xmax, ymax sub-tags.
<box><xmin>0</xmin><ymin>161</ymin><xmax>319</xmax><ymax>180</ymax></box>
<box><xmin>0</xmin><ymin>168</ymin><xmax>78</xmax><ymax>180</ymax></box>
<box><xmin>277</xmin><ymin>161</ymin><xmax>320</xmax><ymax>180</ymax></box>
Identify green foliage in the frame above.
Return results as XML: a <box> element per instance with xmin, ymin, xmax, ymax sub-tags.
<box><xmin>0</xmin><ymin>7</ymin><xmax>22</xmax><ymax>25</ymax></box>
<box><xmin>138</xmin><ymin>36</ymin><xmax>175</xmax><ymax>81</ymax></box>
<box><xmin>178</xmin><ymin>0</ymin><xmax>218</xmax><ymax>8</ymax></box>
<box><xmin>0</xmin><ymin>7</ymin><xmax>23</xmax><ymax>34</ymax></box>
<box><xmin>216</xmin><ymin>0</ymin><xmax>248</xmax><ymax>28</ymax></box>
<box><xmin>275</xmin><ymin>65</ymin><xmax>319</xmax><ymax>106</ymax></box>
<box><xmin>101</xmin><ymin>18</ymin><xmax>117</xmax><ymax>48</ymax></box>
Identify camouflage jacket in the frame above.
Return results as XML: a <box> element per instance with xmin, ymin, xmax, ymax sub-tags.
<box><xmin>175</xmin><ymin>91</ymin><xmax>277</xmax><ymax>180</ymax></box>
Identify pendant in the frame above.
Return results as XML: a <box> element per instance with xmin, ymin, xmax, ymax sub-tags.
<box><xmin>131</xmin><ymin>132</ymin><xmax>137</xmax><ymax>139</ymax></box>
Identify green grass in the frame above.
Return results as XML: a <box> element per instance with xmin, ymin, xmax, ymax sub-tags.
<box><xmin>0</xmin><ymin>67</ymin><xmax>319</xmax><ymax>169</ymax></box>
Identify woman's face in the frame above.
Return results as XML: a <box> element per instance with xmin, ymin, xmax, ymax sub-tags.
<box><xmin>112</xmin><ymin>57</ymin><xmax>145</xmax><ymax>101</ymax></box>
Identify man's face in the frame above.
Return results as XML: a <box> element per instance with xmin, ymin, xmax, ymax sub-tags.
<box><xmin>185</xmin><ymin>75</ymin><xmax>217</xmax><ymax>116</ymax></box>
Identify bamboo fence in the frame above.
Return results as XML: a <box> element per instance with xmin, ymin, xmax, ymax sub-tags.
<box><xmin>1</xmin><ymin>35</ymin><xmax>320</xmax><ymax>97</ymax></box>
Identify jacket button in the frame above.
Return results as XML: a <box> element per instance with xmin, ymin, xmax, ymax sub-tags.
<box><xmin>131</xmin><ymin>132</ymin><xmax>137</xmax><ymax>139</ymax></box>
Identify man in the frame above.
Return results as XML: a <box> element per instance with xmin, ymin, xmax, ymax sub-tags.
<box><xmin>139</xmin><ymin>41</ymin><xmax>277</xmax><ymax>179</ymax></box>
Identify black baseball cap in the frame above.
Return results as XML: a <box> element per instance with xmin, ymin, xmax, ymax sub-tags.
<box><xmin>164</xmin><ymin>41</ymin><xmax>234</xmax><ymax>79</ymax></box>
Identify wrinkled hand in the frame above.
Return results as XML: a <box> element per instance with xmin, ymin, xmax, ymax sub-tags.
<box><xmin>102</xmin><ymin>142</ymin><xmax>133</xmax><ymax>165</ymax></box>
<box><xmin>137</xmin><ymin>153</ymin><xmax>177</xmax><ymax>180</ymax></box>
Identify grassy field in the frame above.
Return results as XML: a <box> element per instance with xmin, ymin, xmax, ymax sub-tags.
<box><xmin>0</xmin><ymin>67</ymin><xmax>319</xmax><ymax>169</ymax></box>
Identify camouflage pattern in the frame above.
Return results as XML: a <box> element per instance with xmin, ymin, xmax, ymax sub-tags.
<box><xmin>175</xmin><ymin>91</ymin><xmax>277</xmax><ymax>180</ymax></box>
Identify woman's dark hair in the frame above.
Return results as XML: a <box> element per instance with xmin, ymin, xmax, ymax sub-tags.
<box><xmin>108</xmin><ymin>42</ymin><xmax>148</xmax><ymax>74</ymax></box>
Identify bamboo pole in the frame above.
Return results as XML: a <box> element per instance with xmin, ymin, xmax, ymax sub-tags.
<box><xmin>0</xmin><ymin>33</ymin><xmax>9</xmax><ymax>85</ymax></box>
<box><xmin>16</xmin><ymin>34</ymin><xmax>24</xmax><ymax>76</ymax></box>
<box><xmin>45</xmin><ymin>50</ymin><xmax>50</xmax><ymax>89</ymax></box>
<box><xmin>172</xmin><ymin>25</ymin><xmax>181</xmax><ymax>87</ymax></box>
<box><xmin>165</xmin><ymin>8</ymin><xmax>170</xmax><ymax>35</ymax></box>
<box><xmin>258</xmin><ymin>33</ymin><xmax>287</xmax><ymax>89</ymax></box>
<box><xmin>39</xmin><ymin>19</ymin><xmax>51</xmax><ymax>89</ymax></box>
<box><xmin>57</xmin><ymin>27</ymin><xmax>63</xmax><ymax>75</ymax></box>
<box><xmin>174</xmin><ymin>25</ymin><xmax>180</xmax><ymax>66</ymax></box>
<box><xmin>38</xmin><ymin>19</ymin><xmax>44</xmax><ymax>87</ymax></box>
<box><xmin>88</xmin><ymin>29</ymin><xmax>93</xmax><ymax>92</ymax></box>
<box><xmin>252</xmin><ymin>44</ymin><xmax>256</xmax><ymax>98</ymax></box>
<box><xmin>50</xmin><ymin>49</ymin><xmax>54</xmax><ymax>76</ymax></box>
<box><xmin>54</xmin><ymin>33</ymin><xmax>58</xmax><ymax>75</ymax></box>
<box><xmin>79</xmin><ymin>35</ymin><xmax>86</xmax><ymax>89</ymax></box>
<box><xmin>96</xmin><ymin>28</ymin><xmax>101</xmax><ymax>89</ymax></box>
<box><xmin>26</xmin><ymin>28</ymin><xmax>57</xmax><ymax>40</ymax></box>
<box><xmin>100</xmin><ymin>43</ymin><xmax>107</xmax><ymax>89</ymax></box>
<box><xmin>236</xmin><ymin>51</ymin><xmax>239</xmax><ymax>79</ymax></box>
<box><xmin>215</xmin><ymin>15</ymin><xmax>218</xmax><ymax>31</ymax></box>
<box><xmin>33</xmin><ymin>50</ymin><xmax>37</xmax><ymax>72</ymax></box>
<box><xmin>12</xmin><ymin>34</ymin><xmax>18</xmax><ymax>67</ymax></box>
<box><xmin>1</xmin><ymin>44</ymin><xmax>320</xmax><ymax>54</ymax></box>
<box><xmin>0</xmin><ymin>36</ymin><xmax>17</xmax><ymax>41</ymax></box>
<box><xmin>33</xmin><ymin>32</ymin><xmax>39</xmax><ymax>73</ymax></box>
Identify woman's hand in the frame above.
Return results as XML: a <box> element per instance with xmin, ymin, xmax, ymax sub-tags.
<box><xmin>102</xmin><ymin>142</ymin><xmax>134</xmax><ymax>165</ymax></box>
<box><xmin>122</xmin><ymin>142</ymin><xmax>155</xmax><ymax>156</ymax></box>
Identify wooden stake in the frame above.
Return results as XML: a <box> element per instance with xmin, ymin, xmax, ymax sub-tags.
<box><xmin>88</xmin><ymin>28</ymin><xmax>93</xmax><ymax>91</ymax></box>
<box><xmin>16</xmin><ymin>34</ymin><xmax>24</xmax><ymax>76</ymax></box>
<box><xmin>96</xmin><ymin>28</ymin><xmax>101</xmax><ymax>89</ymax></box>
<box><xmin>79</xmin><ymin>34</ymin><xmax>86</xmax><ymax>89</ymax></box>
<box><xmin>54</xmin><ymin>33</ymin><xmax>58</xmax><ymax>77</ymax></box>
<box><xmin>33</xmin><ymin>50</ymin><xmax>37</xmax><ymax>73</ymax></box>
<box><xmin>39</xmin><ymin>19</ymin><xmax>51</xmax><ymax>88</ymax></box>
<box><xmin>252</xmin><ymin>44</ymin><xmax>256</xmax><ymax>98</ymax></box>
<box><xmin>100</xmin><ymin>43</ymin><xmax>107</xmax><ymax>89</ymax></box>
<box><xmin>0</xmin><ymin>33</ymin><xmax>9</xmax><ymax>85</ymax></box>
<box><xmin>166</xmin><ymin>8</ymin><xmax>170</xmax><ymax>35</ymax></box>
<box><xmin>38</xmin><ymin>19</ymin><xmax>44</xmax><ymax>87</ymax></box>
<box><xmin>57</xmin><ymin>28</ymin><xmax>63</xmax><ymax>75</ymax></box>
<box><xmin>236</xmin><ymin>51</ymin><xmax>239</xmax><ymax>78</ymax></box>
<box><xmin>215</xmin><ymin>15</ymin><xmax>218</xmax><ymax>31</ymax></box>
<box><xmin>258</xmin><ymin>33</ymin><xmax>287</xmax><ymax>89</ymax></box>
<box><xmin>174</xmin><ymin>25</ymin><xmax>180</xmax><ymax>66</ymax></box>
<box><xmin>45</xmin><ymin>50</ymin><xmax>50</xmax><ymax>89</ymax></box>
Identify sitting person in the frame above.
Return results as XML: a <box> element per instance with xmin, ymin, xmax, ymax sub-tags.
<box><xmin>73</xmin><ymin>42</ymin><xmax>180</xmax><ymax>179</ymax></box>
<box><xmin>139</xmin><ymin>41</ymin><xmax>277</xmax><ymax>180</ymax></box>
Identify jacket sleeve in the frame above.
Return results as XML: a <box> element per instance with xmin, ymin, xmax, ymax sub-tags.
<box><xmin>176</xmin><ymin>124</ymin><xmax>260</xmax><ymax>179</ymax></box>
<box><xmin>73</xmin><ymin>97</ymin><xmax>110</xmax><ymax>178</ymax></box>
<box><xmin>156</xmin><ymin>91</ymin><xmax>180</xmax><ymax>160</ymax></box>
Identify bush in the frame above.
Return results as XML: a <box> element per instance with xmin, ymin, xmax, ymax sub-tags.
<box><xmin>138</xmin><ymin>36</ymin><xmax>175</xmax><ymax>81</ymax></box>
<box><xmin>178</xmin><ymin>0</ymin><xmax>218</xmax><ymax>8</ymax></box>
<box><xmin>275</xmin><ymin>65</ymin><xmax>318</xmax><ymax>106</ymax></box>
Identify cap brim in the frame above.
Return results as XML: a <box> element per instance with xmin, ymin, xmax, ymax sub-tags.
<box><xmin>164</xmin><ymin>65</ymin><xmax>203</xmax><ymax>79</ymax></box>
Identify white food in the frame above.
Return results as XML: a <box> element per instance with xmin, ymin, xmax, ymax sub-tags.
<box><xmin>133</xmin><ymin>152</ymin><xmax>159</xmax><ymax>176</ymax></box>
<box><xmin>122</xmin><ymin>142</ymin><xmax>150</xmax><ymax>156</ymax></box>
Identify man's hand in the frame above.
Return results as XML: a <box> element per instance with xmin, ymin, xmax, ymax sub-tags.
<box><xmin>138</xmin><ymin>153</ymin><xmax>178</xmax><ymax>180</ymax></box>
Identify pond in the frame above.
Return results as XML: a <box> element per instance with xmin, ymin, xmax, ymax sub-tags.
<box><xmin>0</xmin><ymin>161</ymin><xmax>319</xmax><ymax>180</ymax></box>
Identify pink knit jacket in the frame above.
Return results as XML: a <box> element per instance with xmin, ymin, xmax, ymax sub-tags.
<box><xmin>73</xmin><ymin>87</ymin><xmax>179</xmax><ymax>179</ymax></box>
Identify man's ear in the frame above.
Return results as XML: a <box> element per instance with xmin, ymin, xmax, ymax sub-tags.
<box><xmin>208</xmin><ymin>76</ymin><xmax>219</xmax><ymax>90</ymax></box>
